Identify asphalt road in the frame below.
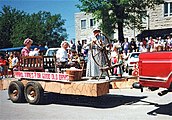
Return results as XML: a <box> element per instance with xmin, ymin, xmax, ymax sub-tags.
<box><xmin>0</xmin><ymin>88</ymin><xmax>171</xmax><ymax>120</ymax></box>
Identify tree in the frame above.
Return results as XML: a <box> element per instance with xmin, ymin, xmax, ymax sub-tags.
<box><xmin>0</xmin><ymin>5</ymin><xmax>26</xmax><ymax>48</ymax></box>
<box><xmin>77</xmin><ymin>0</ymin><xmax>164</xmax><ymax>43</ymax></box>
<box><xmin>0</xmin><ymin>5</ymin><xmax>67</xmax><ymax>48</ymax></box>
<box><xmin>11</xmin><ymin>11</ymin><xmax>67</xmax><ymax>47</ymax></box>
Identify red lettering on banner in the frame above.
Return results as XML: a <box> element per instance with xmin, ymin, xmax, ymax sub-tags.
<box><xmin>37</xmin><ymin>73</ymin><xmax>41</xmax><ymax>78</ymax></box>
<box><xmin>47</xmin><ymin>74</ymin><xmax>50</xmax><ymax>79</ymax></box>
<box><xmin>42</xmin><ymin>73</ymin><xmax>50</xmax><ymax>79</ymax></box>
<box><xmin>56</xmin><ymin>74</ymin><xmax>59</xmax><ymax>80</ymax></box>
<box><xmin>28</xmin><ymin>72</ymin><xmax>31</xmax><ymax>78</ymax></box>
<box><xmin>24</xmin><ymin>72</ymin><xmax>26</xmax><ymax>77</ymax></box>
<box><xmin>34</xmin><ymin>72</ymin><xmax>36</xmax><ymax>78</ymax></box>
<box><xmin>28</xmin><ymin>73</ymin><xmax>31</xmax><ymax>78</ymax></box>
<box><xmin>59</xmin><ymin>74</ymin><xmax>68</xmax><ymax>80</ymax></box>
<box><xmin>59</xmin><ymin>74</ymin><xmax>62</xmax><ymax>80</ymax></box>
<box><xmin>42</xmin><ymin>74</ymin><xmax>45</xmax><ymax>79</ymax></box>
<box><xmin>14</xmin><ymin>71</ymin><xmax>23</xmax><ymax>78</ymax></box>
<box><xmin>51</xmin><ymin>74</ymin><xmax>55</xmax><ymax>80</ymax></box>
<box><xmin>59</xmin><ymin>74</ymin><xmax>61</xmax><ymax>80</ymax></box>
<box><xmin>30</xmin><ymin>72</ymin><xmax>36</xmax><ymax>78</ymax></box>
<box><xmin>30</xmin><ymin>72</ymin><xmax>34</xmax><ymax>78</ymax></box>
<box><xmin>14</xmin><ymin>71</ymin><xmax>69</xmax><ymax>81</ymax></box>
<box><xmin>24</xmin><ymin>72</ymin><xmax>30</xmax><ymax>78</ymax></box>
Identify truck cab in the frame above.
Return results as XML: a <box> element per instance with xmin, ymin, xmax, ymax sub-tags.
<box><xmin>133</xmin><ymin>51</ymin><xmax>172</xmax><ymax>95</ymax></box>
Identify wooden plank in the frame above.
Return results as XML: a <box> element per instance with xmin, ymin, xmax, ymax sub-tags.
<box><xmin>0</xmin><ymin>80</ymin><xmax>3</xmax><ymax>90</ymax></box>
<box><xmin>32</xmin><ymin>80</ymin><xmax>109</xmax><ymax>97</ymax></box>
<box><xmin>0</xmin><ymin>78</ymin><xmax>16</xmax><ymax>90</ymax></box>
<box><xmin>6</xmin><ymin>79</ymin><xmax>109</xmax><ymax>97</ymax></box>
<box><xmin>110</xmin><ymin>77</ymin><xmax>138</xmax><ymax>89</ymax></box>
<box><xmin>1</xmin><ymin>76</ymin><xmax>137</xmax><ymax>96</ymax></box>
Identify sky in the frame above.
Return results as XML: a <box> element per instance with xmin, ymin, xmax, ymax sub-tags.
<box><xmin>0</xmin><ymin>0</ymin><xmax>80</xmax><ymax>41</ymax></box>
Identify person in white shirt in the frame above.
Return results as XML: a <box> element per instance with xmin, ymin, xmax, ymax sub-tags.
<box><xmin>139</xmin><ymin>42</ymin><xmax>147</xmax><ymax>52</ymax></box>
<box><xmin>12</xmin><ymin>53</ymin><xmax>19</xmax><ymax>71</ymax></box>
<box><xmin>29</xmin><ymin>48</ymin><xmax>40</xmax><ymax>56</ymax></box>
<box><xmin>56</xmin><ymin>41</ymin><xmax>69</xmax><ymax>62</ymax></box>
<box><xmin>56</xmin><ymin>41</ymin><xmax>71</xmax><ymax>72</ymax></box>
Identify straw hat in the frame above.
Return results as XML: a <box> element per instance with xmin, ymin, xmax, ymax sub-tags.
<box><xmin>92</xmin><ymin>27</ymin><xmax>101</xmax><ymax>32</ymax></box>
<box><xmin>24</xmin><ymin>38</ymin><xmax>33</xmax><ymax>45</ymax></box>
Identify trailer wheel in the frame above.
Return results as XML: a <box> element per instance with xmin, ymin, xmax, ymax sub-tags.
<box><xmin>8</xmin><ymin>81</ymin><xmax>25</xmax><ymax>103</ymax></box>
<box><xmin>24</xmin><ymin>82</ymin><xmax>44</xmax><ymax>104</ymax></box>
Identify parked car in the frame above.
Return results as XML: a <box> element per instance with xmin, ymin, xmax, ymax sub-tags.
<box><xmin>125</xmin><ymin>52</ymin><xmax>140</xmax><ymax>75</ymax></box>
<box><xmin>44</xmin><ymin>48</ymin><xmax>60</xmax><ymax>72</ymax></box>
<box><xmin>45</xmin><ymin>48</ymin><xmax>60</xmax><ymax>56</ymax></box>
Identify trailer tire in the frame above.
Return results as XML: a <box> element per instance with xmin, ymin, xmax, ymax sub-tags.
<box><xmin>8</xmin><ymin>81</ymin><xmax>25</xmax><ymax>103</ymax></box>
<box><xmin>24</xmin><ymin>81</ymin><xmax>44</xmax><ymax>104</ymax></box>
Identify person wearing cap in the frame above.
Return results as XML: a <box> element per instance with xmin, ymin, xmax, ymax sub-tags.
<box><xmin>84</xmin><ymin>27</ymin><xmax>107</xmax><ymax>78</ymax></box>
<box><xmin>21</xmin><ymin>38</ymin><xmax>33</xmax><ymax>56</ymax></box>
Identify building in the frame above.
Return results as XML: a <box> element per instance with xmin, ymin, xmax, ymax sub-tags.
<box><xmin>75</xmin><ymin>12</ymin><xmax>101</xmax><ymax>45</ymax></box>
<box><xmin>75</xmin><ymin>0</ymin><xmax>172</xmax><ymax>42</ymax></box>
<box><xmin>149</xmin><ymin>1</ymin><xmax>172</xmax><ymax>29</ymax></box>
<box><xmin>138</xmin><ymin>0</ymin><xmax>172</xmax><ymax>39</ymax></box>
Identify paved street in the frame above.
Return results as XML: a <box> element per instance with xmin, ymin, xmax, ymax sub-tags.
<box><xmin>0</xmin><ymin>88</ymin><xmax>171</xmax><ymax>120</ymax></box>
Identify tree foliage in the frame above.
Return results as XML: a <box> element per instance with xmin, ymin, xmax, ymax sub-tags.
<box><xmin>77</xmin><ymin>0</ymin><xmax>164</xmax><ymax>43</ymax></box>
<box><xmin>0</xmin><ymin>6</ymin><xmax>25</xmax><ymax>48</ymax></box>
<box><xmin>0</xmin><ymin>5</ymin><xmax>67</xmax><ymax>48</ymax></box>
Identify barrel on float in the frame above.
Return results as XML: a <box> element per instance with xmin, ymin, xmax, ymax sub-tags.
<box><xmin>65</xmin><ymin>68</ymin><xmax>83</xmax><ymax>81</ymax></box>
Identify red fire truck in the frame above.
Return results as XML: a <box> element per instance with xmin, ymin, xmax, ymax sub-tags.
<box><xmin>133</xmin><ymin>51</ymin><xmax>172</xmax><ymax>96</ymax></box>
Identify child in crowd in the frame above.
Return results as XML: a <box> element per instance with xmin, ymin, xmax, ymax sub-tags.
<box><xmin>8</xmin><ymin>53</ymin><xmax>13</xmax><ymax>77</ymax></box>
<box><xmin>0</xmin><ymin>56</ymin><xmax>7</xmax><ymax>78</ymax></box>
<box><xmin>12</xmin><ymin>53</ymin><xmax>19</xmax><ymax>71</ymax></box>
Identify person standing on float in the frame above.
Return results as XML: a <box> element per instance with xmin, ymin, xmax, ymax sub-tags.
<box><xmin>21</xmin><ymin>38</ymin><xmax>33</xmax><ymax>56</ymax></box>
<box><xmin>84</xmin><ymin>28</ymin><xmax>106</xmax><ymax>78</ymax></box>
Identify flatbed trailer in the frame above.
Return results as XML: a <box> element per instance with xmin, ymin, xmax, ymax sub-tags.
<box><xmin>8</xmin><ymin>56</ymin><xmax>111</xmax><ymax>104</ymax></box>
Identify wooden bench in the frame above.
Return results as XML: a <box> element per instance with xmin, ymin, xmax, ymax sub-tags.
<box><xmin>20</xmin><ymin>56</ymin><xmax>56</xmax><ymax>72</ymax></box>
<box><xmin>19</xmin><ymin>56</ymin><xmax>86</xmax><ymax>74</ymax></box>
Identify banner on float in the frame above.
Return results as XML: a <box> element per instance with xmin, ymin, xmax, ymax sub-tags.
<box><xmin>14</xmin><ymin>71</ymin><xmax>69</xmax><ymax>81</ymax></box>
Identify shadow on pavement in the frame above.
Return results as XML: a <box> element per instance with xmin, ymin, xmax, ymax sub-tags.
<box><xmin>147</xmin><ymin>102</ymin><xmax>172</xmax><ymax>116</ymax></box>
<box><xmin>42</xmin><ymin>92</ymin><xmax>147</xmax><ymax>108</ymax></box>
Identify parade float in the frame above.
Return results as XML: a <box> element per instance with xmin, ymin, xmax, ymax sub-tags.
<box><xmin>7</xmin><ymin>33</ymin><xmax>126</xmax><ymax>104</ymax></box>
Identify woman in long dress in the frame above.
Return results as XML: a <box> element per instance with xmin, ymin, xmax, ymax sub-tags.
<box><xmin>85</xmin><ymin>28</ymin><xmax>107</xmax><ymax>77</ymax></box>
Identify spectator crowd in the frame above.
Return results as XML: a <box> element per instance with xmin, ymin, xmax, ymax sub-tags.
<box><xmin>0</xmin><ymin>35</ymin><xmax>172</xmax><ymax>79</ymax></box>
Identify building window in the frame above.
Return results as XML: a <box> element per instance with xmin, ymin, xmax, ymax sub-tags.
<box><xmin>90</xmin><ymin>19</ymin><xmax>95</xmax><ymax>27</ymax></box>
<box><xmin>81</xmin><ymin>20</ymin><xmax>86</xmax><ymax>29</ymax></box>
<box><xmin>170</xmin><ymin>3</ymin><xmax>172</xmax><ymax>15</ymax></box>
<box><xmin>164</xmin><ymin>2</ymin><xmax>172</xmax><ymax>17</ymax></box>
